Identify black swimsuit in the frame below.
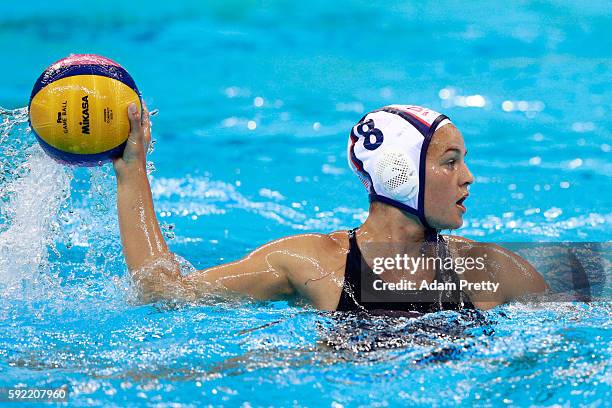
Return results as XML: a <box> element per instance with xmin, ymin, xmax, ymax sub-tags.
<box><xmin>336</xmin><ymin>228</ymin><xmax>475</xmax><ymax>314</ymax></box>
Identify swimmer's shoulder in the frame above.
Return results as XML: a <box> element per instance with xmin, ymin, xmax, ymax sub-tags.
<box><xmin>262</xmin><ymin>230</ymin><xmax>349</xmax><ymax>310</ymax></box>
<box><xmin>442</xmin><ymin>234</ymin><xmax>492</xmax><ymax>280</ymax></box>
<box><xmin>262</xmin><ymin>230</ymin><xmax>349</xmax><ymax>258</ymax></box>
<box><xmin>246</xmin><ymin>230</ymin><xmax>349</xmax><ymax>273</ymax></box>
<box><xmin>442</xmin><ymin>234</ymin><xmax>548</xmax><ymax>301</ymax></box>
<box><xmin>442</xmin><ymin>234</ymin><xmax>513</xmax><ymax>258</ymax></box>
<box><xmin>442</xmin><ymin>234</ymin><xmax>478</xmax><ymax>257</ymax></box>
<box><xmin>442</xmin><ymin>234</ymin><xmax>529</xmax><ymax>274</ymax></box>
<box><xmin>272</xmin><ymin>230</ymin><xmax>349</xmax><ymax>270</ymax></box>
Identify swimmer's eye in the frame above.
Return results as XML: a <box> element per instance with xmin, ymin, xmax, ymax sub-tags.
<box><xmin>446</xmin><ymin>159</ymin><xmax>457</xmax><ymax>168</ymax></box>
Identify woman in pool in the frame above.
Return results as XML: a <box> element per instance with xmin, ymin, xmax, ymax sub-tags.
<box><xmin>113</xmin><ymin>103</ymin><xmax>547</xmax><ymax>312</ymax></box>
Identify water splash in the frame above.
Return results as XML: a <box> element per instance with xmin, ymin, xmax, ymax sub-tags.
<box><xmin>0</xmin><ymin>107</ymin><xmax>129</xmax><ymax>305</ymax></box>
<box><xmin>0</xmin><ymin>107</ymin><xmax>72</xmax><ymax>293</ymax></box>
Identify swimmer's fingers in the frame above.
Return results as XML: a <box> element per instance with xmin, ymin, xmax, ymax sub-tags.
<box><xmin>141</xmin><ymin>102</ymin><xmax>152</xmax><ymax>154</ymax></box>
<box><xmin>118</xmin><ymin>103</ymin><xmax>146</xmax><ymax>167</ymax></box>
<box><xmin>128</xmin><ymin>102</ymin><xmax>143</xmax><ymax>143</ymax></box>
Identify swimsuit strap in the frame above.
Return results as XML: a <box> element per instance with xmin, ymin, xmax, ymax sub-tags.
<box><xmin>336</xmin><ymin>228</ymin><xmax>476</xmax><ymax>312</ymax></box>
<box><xmin>434</xmin><ymin>233</ymin><xmax>476</xmax><ymax>309</ymax></box>
<box><xmin>335</xmin><ymin>228</ymin><xmax>363</xmax><ymax>311</ymax></box>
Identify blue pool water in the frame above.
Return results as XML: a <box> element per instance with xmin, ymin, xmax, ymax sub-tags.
<box><xmin>1</xmin><ymin>1</ymin><xmax>611</xmax><ymax>406</ymax></box>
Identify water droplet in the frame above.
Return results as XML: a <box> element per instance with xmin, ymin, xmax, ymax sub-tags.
<box><xmin>465</xmin><ymin>94</ymin><xmax>486</xmax><ymax>107</ymax></box>
<box><xmin>224</xmin><ymin>87</ymin><xmax>239</xmax><ymax>98</ymax></box>
<box><xmin>502</xmin><ymin>101</ymin><xmax>514</xmax><ymax>112</ymax></box>
<box><xmin>439</xmin><ymin>88</ymin><xmax>453</xmax><ymax>100</ymax></box>
<box><xmin>544</xmin><ymin>207</ymin><xmax>562</xmax><ymax>219</ymax></box>
<box><xmin>529</xmin><ymin>156</ymin><xmax>541</xmax><ymax>165</ymax></box>
<box><xmin>380</xmin><ymin>87</ymin><xmax>392</xmax><ymax>98</ymax></box>
<box><xmin>222</xmin><ymin>117</ymin><xmax>238</xmax><ymax>127</ymax></box>
<box><xmin>517</xmin><ymin>101</ymin><xmax>529</xmax><ymax>111</ymax></box>
<box><xmin>568</xmin><ymin>158</ymin><xmax>583</xmax><ymax>169</ymax></box>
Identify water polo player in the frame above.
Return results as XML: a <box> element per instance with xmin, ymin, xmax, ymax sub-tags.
<box><xmin>113</xmin><ymin>103</ymin><xmax>548</xmax><ymax>312</ymax></box>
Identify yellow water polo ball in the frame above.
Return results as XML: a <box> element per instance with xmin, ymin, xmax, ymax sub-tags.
<box><xmin>28</xmin><ymin>54</ymin><xmax>141</xmax><ymax>166</ymax></box>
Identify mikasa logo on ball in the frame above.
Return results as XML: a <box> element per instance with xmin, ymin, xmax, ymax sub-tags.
<box><xmin>79</xmin><ymin>95</ymin><xmax>90</xmax><ymax>135</ymax></box>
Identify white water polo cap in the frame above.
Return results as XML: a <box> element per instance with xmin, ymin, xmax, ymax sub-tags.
<box><xmin>348</xmin><ymin>105</ymin><xmax>452</xmax><ymax>228</ymax></box>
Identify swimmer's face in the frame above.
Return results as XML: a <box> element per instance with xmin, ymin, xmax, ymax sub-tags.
<box><xmin>424</xmin><ymin>124</ymin><xmax>474</xmax><ymax>229</ymax></box>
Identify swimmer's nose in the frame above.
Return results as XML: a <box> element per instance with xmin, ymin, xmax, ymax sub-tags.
<box><xmin>462</xmin><ymin>162</ymin><xmax>475</xmax><ymax>186</ymax></box>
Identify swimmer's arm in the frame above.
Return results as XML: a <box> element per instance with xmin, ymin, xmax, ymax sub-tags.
<box><xmin>483</xmin><ymin>244</ymin><xmax>549</xmax><ymax>301</ymax></box>
<box><xmin>182</xmin><ymin>239</ymin><xmax>296</xmax><ymax>301</ymax></box>
<box><xmin>111</xmin><ymin>105</ymin><xmax>320</xmax><ymax>304</ymax></box>
<box><xmin>183</xmin><ymin>233</ymin><xmax>343</xmax><ymax>306</ymax></box>
<box><xmin>446</xmin><ymin>236</ymin><xmax>548</xmax><ymax>307</ymax></box>
<box><xmin>113</xmin><ymin>103</ymin><xmax>184</xmax><ymax>301</ymax></box>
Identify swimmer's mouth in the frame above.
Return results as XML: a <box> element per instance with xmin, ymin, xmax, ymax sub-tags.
<box><xmin>456</xmin><ymin>195</ymin><xmax>468</xmax><ymax>212</ymax></box>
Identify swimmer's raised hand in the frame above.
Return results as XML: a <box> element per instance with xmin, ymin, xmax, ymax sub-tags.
<box><xmin>113</xmin><ymin>102</ymin><xmax>151</xmax><ymax>178</ymax></box>
<box><xmin>113</xmin><ymin>101</ymin><xmax>172</xmax><ymax>279</ymax></box>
